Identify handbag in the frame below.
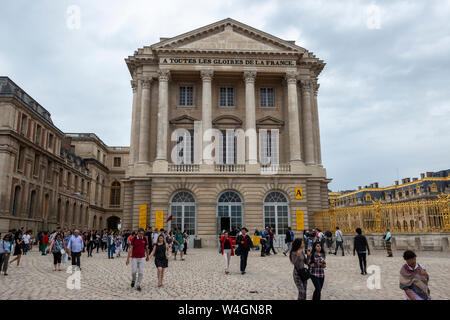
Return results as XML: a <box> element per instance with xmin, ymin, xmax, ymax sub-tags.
<box><xmin>60</xmin><ymin>249</ymin><xmax>65</xmax><ymax>255</ymax></box>
<box><xmin>296</xmin><ymin>266</ymin><xmax>311</xmax><ymax>281</ymax></box>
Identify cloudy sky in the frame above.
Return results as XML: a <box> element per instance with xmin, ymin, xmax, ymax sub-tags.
<box><xmin>1</xmin><ymin>0</ymin><xmax>449</xmax><ymax>191</ymax></box>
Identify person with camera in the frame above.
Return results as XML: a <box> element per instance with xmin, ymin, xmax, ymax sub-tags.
<box><xmin>290</xmin><ymin>238</ymin><xmax>311</xmax><ymax>300</ymax></box>
<box><xmin>235</xmin><ymin>227</ymin><xmax>253</xmax><ymax>275</ymax></box>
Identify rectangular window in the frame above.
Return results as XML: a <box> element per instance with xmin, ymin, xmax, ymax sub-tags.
<box><xmin>219</xmin><ymin>87</ymin><xmax>234</xmax><ymax>107</ymax></box>
<box><xmin>20</xmin><ymin>114</ymin><xmax>27</xmax><ymax>136</ymax></box>
<box><xmin>179</xmin><ymin>86</ymin><xmax>194</xmax><ymax>106</ymax></box>
<box><xmin>33</xmin><ymin>154</ymin><xmax>40</xmax><ymax>177</ymax></box>
<box><xmin>113</xmin><ymin>157</ymin><xmax>121</xmax><ymax>167</ymax></box>
<box><xmin>218</xmin><ymin>130</ymin><xmax>237</xmax><ymax>164</ymax></box>
<box><xmin>17</xmin><ymin>146</ymin><xmax>25</xmax><ymax>171</ymax></box>
<box><xmin>260</xmin><ymin>88</ymin><xmax>275</xmax><ymax>107</ymax></box>
<box><xmin>259</xmin><ymin>129</ymin><xmax>279</xmax><ymax>165</ymax></box>
<box><xmin>175</xmin><ymin>130</ymin><xmax>194</xmax><ymax>164</ymax></box>
<box><xmin>35</xmin><ymin>125</ymin><xmax>41</xmax><ymax>145</ymax></box>
<box><xmin>46</xmin><ymin>160</ymin><xmax>52</xmax><ymax>181</ymax></box>
<box><xmin>48</xmin><ymin>134</ymin><xmax>54</xmax><ymax>149</ymax></box>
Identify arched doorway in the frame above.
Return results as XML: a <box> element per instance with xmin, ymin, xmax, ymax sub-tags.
<box><xmin>170</xmin><ymin>191</ymin><xmax>196</xmax><ymax>235</ymax></box>
<box><xmin>217</xmin><ymin>190</ymin><xmax>243</xmax><ymax>234</ymax></box>
<box><xmin>107</xmin><ymin>216</ymin><xmax>121</xmax><ymax>231</ymax></box>
<box><xmin>263</xmin><ymin>191</ymin><xmax>289</xmax><ymax>235</ymax></box>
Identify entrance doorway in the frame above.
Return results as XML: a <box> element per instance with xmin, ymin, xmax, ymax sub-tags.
<box><xmin>107</xmin><ymin>216</ymin><xmax>121</xmax><ymax>231</ymax></box>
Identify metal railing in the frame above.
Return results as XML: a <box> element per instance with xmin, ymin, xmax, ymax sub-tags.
<box><xmin>314</xmin><ymin>193</ymin><xmax>450</xmax><ymax>234</ymax></box>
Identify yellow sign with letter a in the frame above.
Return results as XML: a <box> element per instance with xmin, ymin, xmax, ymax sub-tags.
<box><xmin>295</xmin><ymin>187</ymin><xmax>303</xmax><ymax>200</ymax></box>
<box><xmin>296</xmin><ymin>210</ymin><xmax>305</xmax><ymax>230</ymax></box>
<box><xmin>139</xmin><ymin>205</ymin><xmax>147</xmax><ymax>229</ymax></box>
<box><xmin>155</xmin><ymin>210</ymin><xmax>164</xmax><ymax>230</ymax></box>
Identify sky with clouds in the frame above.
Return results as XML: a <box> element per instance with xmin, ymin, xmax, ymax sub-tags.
<box><xmin>1</xmin><ymin>0</ymin><xmax>449</xmax><ymax>191</ymax></box>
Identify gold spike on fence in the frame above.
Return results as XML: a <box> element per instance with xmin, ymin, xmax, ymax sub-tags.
<box><xmin>314</xmin><ymin>193</ymin><xmax>450</xmax><ymax>234</ymax></box>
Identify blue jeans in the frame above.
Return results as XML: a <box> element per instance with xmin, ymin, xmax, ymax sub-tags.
<box><xmin>240</xmin><ymin>250</ymin><xmax>249</xmax><ymax>272</ymax></box>
<box><xmin>108</xmin><ymin>245</ymin><xmax>115</xmax><ymax>258</ymax></box>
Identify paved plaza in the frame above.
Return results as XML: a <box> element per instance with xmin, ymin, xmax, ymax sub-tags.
<box><xmin>1</xmin><ymin>247</ymin><xmax>449</xmax><ymax>300</ymax></box>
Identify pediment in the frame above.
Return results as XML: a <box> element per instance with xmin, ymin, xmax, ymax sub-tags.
<box><xmin>212</xmin><ymin>115</ymin><xmax>243</xmax><ymax>127</ymax></box>
<box><xmin>169</xmin><ymin>115</ymin><xmax>199</xmax><ymax>125</ymax></box>
<box><xmin>153</xmin><ymin>18</ymin><xmax>305</xmax><ymax>53</ymax></box>
<box><xmin>256</xmin><ymin>116</ymin><xmax>285</xmax><ymax>127</ymax></box>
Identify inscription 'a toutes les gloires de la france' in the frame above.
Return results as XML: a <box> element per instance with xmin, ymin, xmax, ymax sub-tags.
<box><xmin>159</xmin><ymin>57</ymin><xmax>296</xmax><ymax>66</ymax></box>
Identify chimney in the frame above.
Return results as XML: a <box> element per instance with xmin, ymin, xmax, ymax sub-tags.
<box><xmin>374</xmin><ymin>182</ymin><xmax>379</xmax><ymax>188</ymax></box>
<box><xmin>395</xmin><ymin>181</ymin><xmax>399</xmax><ymax>186</ymax></box>
<box><xmin>413</xmin><ymin>177</ymin><xmax>418</xmax><ymax>182</ymax></box>
<box><xmin>358</xmin><ymin>186</ymin><xmax>362</xmax><ymax>190</ymax></box>
<box><xmin>370</xmin><ymin>184</ymin><xmax>373</xmax><ymax>188</ymax></box>
<box><xmin>420</xmin><ymin>173</ymin><xmax>425</xmax><ymax>179</ymax></box>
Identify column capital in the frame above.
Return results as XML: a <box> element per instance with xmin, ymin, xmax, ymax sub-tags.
<box><xmin>130</xmin><ymin>80</ymin><xmax>137</xmax><ymax>92</ymax></box>
<box><xmin>158</xmin><ymin>69</ymin><xmax>171</xmax><ymax>82</ymax></box>
<box><xmin>300</xmin><ymin>79</ymin><xmax>313</xmax><ymax>92</ymax></box>
<box><xmin>243</xmin><ymin>70</ymin><xmax>257</xmax><ymax>83</ymax></box>
<box><xmin>142</xmin><ymin>78</ymin><xmax>153</xmax><ymax>89</ymax></box>
<box><xmin>200</xmin><ymin>69</ymin><xmax>214</xmax><ymax>81</ymax></box>
<box><xmin>285</xmin><ymin>71</ymin><xmax>298</xmax><ymax>84</ymax></box>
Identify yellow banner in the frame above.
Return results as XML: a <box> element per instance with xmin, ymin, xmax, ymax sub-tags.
<box><xmin>139</xmin><ymin>205</ymin><xmax>147</xmax><ymax>229</ymax></box>
<box><xmin>295</xmin><ymin>187</ymin><xmax>303</xmax><ymax>200</ymax></box>
<box><xmin>155</xmin><ymin>210</ymin><xmax>164</xmax><ymax>230</ymax></box>
<box><xmin>296</xmin><ymin>210</ymin><xmax>305</xmax><ymax>230</ymax></box>
<box><xmin>251</xmin><ymin>236</ymin><xmax>261</xmax><ymax>246</ymax></box>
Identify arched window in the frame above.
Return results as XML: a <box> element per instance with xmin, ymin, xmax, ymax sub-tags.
<box><xmin>57</xmin><ymin>198</ymin><xmax>62</xmax><ymax>223</ymax></box>
<box><xmin>110</xmin><ymin>181</ymin><xmax>121</xmax><ymax>207</ymax></box>
<box><xmin>42</xmin><ymin>194</ymin><xmax>49</xmax><ymax>219</ymax></box>
<box><xmin>64</xmin><ymin>201</ymin><xmax>69</xmax><ymax>227</ymax></box>
<box><xmin>12</xmin><ymin>186</ymin><xmax>21</xmax><ymax>216</ymax></box>
<box><xmin>170</xmin><ymin>191</ymin><xmax>196</xmax><ymax>235</ymax></box>
<box><xmin>79</xmin><ymin>205</ymin><xmax>83</xmax><ymax>225</ymax></box>
<box><xmin>99</xmin><ymin>216</ymin><xmax>103</xmax><ymax>229</ymax></box>
<box><xmin>430</xmin><ymin>183</ymin><xmax>438</xmax><ymax>193</ymax></box>
<box><xmin>263</xmin><ymin>191</ymin><xmax>289</xmax><ymax>235</ymax></box>
<box><xmin>28</xmin><ymin>190</ymin><xmax>36</xmax><ymax>218</ymax></box>
<box><xmin>72</xmin><ymin>203</ymin><xmax>76</xmax><ymax>225</ymax></box>
<box><xmin>217</xmin><ymin>190</ymin><xmax>243</xmax><ymax>231</ymax></box>
<box><xmin>93</xmin><ymin>215</ymin><xmax>97</xmax><ymax>229</ymax></box>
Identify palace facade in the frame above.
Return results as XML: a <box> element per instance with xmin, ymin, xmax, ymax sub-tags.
<box><xmin>0</xmin><ymin>77</ymin><xmax>127</xmax><ymax>234</ymax></box>
<box><xmin>123</xmin><ymin>18</ymin><xmax>330</xmax><ymax>246</ymax></box>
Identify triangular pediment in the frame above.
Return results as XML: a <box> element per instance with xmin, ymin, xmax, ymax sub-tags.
<box><xmin>256</xmin><ymin>116</ymin><xmax>285</xmax><ymax>127</ymax></box>
<box><xmin>169</xmin><ymin>115</ymin><xmax>199</xmax><ymax>125</ymax></box>
<box><xmin>153</xmin><ymin>18</ymin><xmax>306</xmax><ymax>53</ymax></box>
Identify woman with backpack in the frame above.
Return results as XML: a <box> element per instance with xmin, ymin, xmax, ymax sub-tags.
<box><xmin>309</xmin><ymin>242</ymin><xmax>326</xmax><ymax>300</ymax></box>
<box><xmin>290</xmin><ymin>238</ymin><xmax>311</xmax><ymax>300</ymax></box>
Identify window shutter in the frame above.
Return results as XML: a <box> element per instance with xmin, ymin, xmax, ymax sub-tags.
<box><xmin>226</xmin><ymin>129</ymin><xmax>235</xmax><ymax>164</ymax></box>
<box><xmin>259</xmin><ymin>129</ymin><xmax>268</xmax><ymax>164</ymax></box>
<box><xmin>271</xmin><ymin>129</ymin><xmax>279</xmax><ymax>165</ymax></box>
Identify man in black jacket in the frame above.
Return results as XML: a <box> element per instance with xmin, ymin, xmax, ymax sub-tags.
<box><xmin>353</xmin><ymin>228</ymin><xmax>370</xmax><ymax>275</ymax></box>
<box><xmin>236</xmin><ymin>227</ymin><xmax>253</xmax><ymax>275</ymax></box>
<box><xmin>325</xmin><ymin>230</ymin><xmax>333</xmax><ymax>254</ymax></box>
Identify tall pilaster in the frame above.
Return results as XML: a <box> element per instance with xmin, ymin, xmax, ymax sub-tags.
<box><xmin>244</xmin><ymin>70</ymin><xmax>257</xmax><ymax>164</ymax></box>
<box><xmin>137</xmin><ymin>78</ymin><xmax>152</xmax><ymax>165</ymax></box>
<box><xmin>286</xmin><ymin>72</ymin><xmax>302</xmax><ymax>162</ymax></box>
<box><xmin>201</xmin><ymin>69</ymin><xmax>213</xmax><ymax>164</ymax></box>
<box><xmin>312</xmin><ymin>81</ymin><xmax>322</xmax><ymax>165</ymax></box>
<box><xmin>300</xmin><ymin>79</ymin><xmax>315</xmax><ymax>165</ymax></box>
<box><xmin>128</xmin><ymin>80</ymin><xmax>138</xmax><ymax>167</ymax></box>
<box><xmin>155</xmin><ymin>69</ymin><xmax>170</xmax><ymax>162</ymax></box>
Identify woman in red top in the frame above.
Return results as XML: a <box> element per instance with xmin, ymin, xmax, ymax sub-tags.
<box><xmin>219</xmin><ymin>231</ymin><xmax>234</xmax><ymax>275</ymax></box>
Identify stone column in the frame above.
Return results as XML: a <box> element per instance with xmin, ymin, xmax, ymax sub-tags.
<box><xmin>201</xmin><ymin>69</ymin><xmax>213</xmax><ymax>164</ymax></box>
<box><xmin>156</xmin><ymin>70</ymin><xmax>170</xmax><ymax>161</ymax></box>
<box><xmin>313</xmin><ymin>81</ymin><xmax>322</xmax><ymax>165</ymax></box>
<box><xmin>128</xmin><ymin>80</ymin><xmax>138</xmax><ymax>167</ymax></box>
<box><xmin>244</xmin><ymin>70</ymin><xmax>257</xmax><ymax>164</ymax></box>
<box><xmin>300</xmin><ymin>79</ymin><xmax>315</xmax><ymax>165</ymax></box>
<box><xmin>137</xmin><ymin>78</ymin><xmax>152</xmax><ymax>165</ymax></box>
<box><xmin>286</xmin><ymin>72</ymin><xmax>302</xmax><ymax>162</ymax></box>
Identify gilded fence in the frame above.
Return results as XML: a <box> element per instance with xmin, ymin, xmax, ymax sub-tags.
<box><xmin>314</xmin><ymin>194</ymin><xmax>450</xmax><ymax>234</ymax></box>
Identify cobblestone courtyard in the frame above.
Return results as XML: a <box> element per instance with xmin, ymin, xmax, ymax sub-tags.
<box><xmin>1</xmin><ymin>247</ymin><xmax>449</xmax><ymax>300</ymax></box>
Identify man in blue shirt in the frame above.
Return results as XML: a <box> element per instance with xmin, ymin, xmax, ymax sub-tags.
<box><xmin>68</xmin><ymin>229</ymin><xmax>84</xmax><ymax>270</ymax></box>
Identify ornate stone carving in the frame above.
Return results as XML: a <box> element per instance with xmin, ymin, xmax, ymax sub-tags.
<box><xmin>243</xmin><ymin>70</ymin><xmax>257</xmax><ymax>83</ymax></box>
<box><xmin>300</xmin><ymin>79</ymin><xmax>313</xmax><ymax>92</ymax></box>
<box><xmin>313</xmin><ymin>81</ymin><xmax>320</xmax><ymax>96</ymax></box>
<box><xmin>158</xmin><ymin>69</ymin><xmax>171</xmax><ymax>82</ymax></box>
<box><xmin>130</xmin><ymin>80</ymin><xmax>137</xmax><ymax>92</ymax></box>
<box><xmin>284</xmin><ymin>72</ymin><xmax>297</xmax><ymax>85</ymax></box>
<box><xmin>200</xmin><ymin>69</ymin><xmax>214</xmax><ymax>81</ymax></box>
<box><xmin>142</xmin><ymin>78</ymin><xmax>152</xmax><ymax>89</ymax></box>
